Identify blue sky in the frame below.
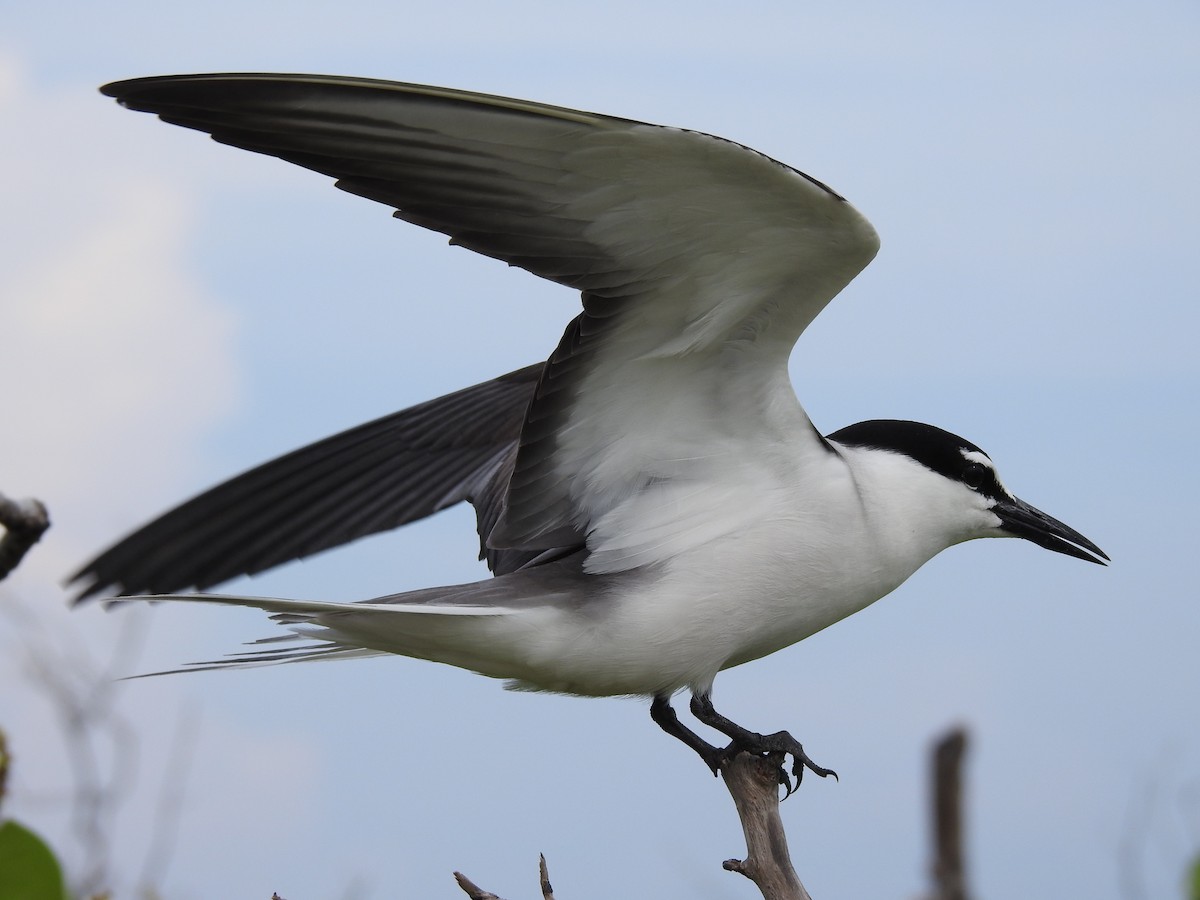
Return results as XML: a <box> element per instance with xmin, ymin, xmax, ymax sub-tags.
<box><xmin>2</xmin><ymin>2</ymin><xmax>1198</xmax><ymax>897</ymax></box>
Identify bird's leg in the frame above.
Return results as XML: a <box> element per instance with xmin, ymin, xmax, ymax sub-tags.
<box><xmin>650</xmin><ymin>694</ymin><xmax>725</xmax><ymax>775</ymax></box>
<box><xmin>689</xmin><ymin>692</ymin><xmax>837</xmax><ymax>794</ymax></box>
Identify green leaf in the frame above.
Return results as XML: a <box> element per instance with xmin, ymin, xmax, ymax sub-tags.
<box><xmin>0</xmin><ymin>820</ymin><xmax>67</xmax><ymax>900</ymax></box>
<box><xmin>1190</xmin><ymin>851</ymin><xmax>1200</xmax><ymax>900</ymax></box>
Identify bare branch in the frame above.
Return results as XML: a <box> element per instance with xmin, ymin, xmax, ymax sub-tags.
<box><xmin>2</xmin><ymin>596</ymin><xmax>149</xmax><ymax>896</ymax></box>
<box><xmin>720</xmin><ymin>752</ymin><xmax>812</xmax><ymax>900</ymax></box>
<box><xmin>538</xmin><ymin>854</ymin><xmax>554</xmax><ymax>900</ymax></box>
<box><xmin>0</xmin><ymin>492</ymin><xmax>50</xmax><ymax>582</ymax></box>
<box><xmin>452</xmin><ymin>754</ymin><xmax>817</xmax><ymax>900</ymax></box>
<box><xmin>453</xmin><ymin>870</ymin><xmax>506</xmax><ymax>900</ymax></box>
<box><xmin>928</xmin><ymin>727</ymin><xmax>971</xmax><ymax>900</ymax></box>
<box><xmin>454</xmin><ymin>854</ymin><xmax>555</xmax><ymax>900</ymax></box>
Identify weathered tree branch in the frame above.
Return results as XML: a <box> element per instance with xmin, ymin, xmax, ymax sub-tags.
<box><xmin>720</xmin><ymin>752</ymin><xmax>812</xmax><ymax>900</ymax></box>
<box><xmin>454</xmin><ymin>869</ymin><xmax>506</xmax><ymax>900</ymax></box>
<box><xmin>455</xmin><ymin>853</ymin><xmax>554</xmax><ymax>900</ymax></box>
<box><xmin>0</xmin><ymin>492</ymin><xmax>50</xmax><ymax>582</ymax></box>
<box><xmin>928</xmin><ymin>727</ymin><xmax>970</xmax><ymax>900</ymax></box>
<box><xmin>454</xmin><ymin>752</ymin><xmax>812</xmax><ymax>900</ymax></box>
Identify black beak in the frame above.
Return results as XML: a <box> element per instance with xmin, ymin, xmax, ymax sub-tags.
<box><xmin>993</xmin><ymin>496</ymin><xmax>1109</xmax><ymax>565</ymax></box>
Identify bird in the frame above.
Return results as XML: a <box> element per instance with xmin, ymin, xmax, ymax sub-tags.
<box><xmin>74</xmin><ymin>74</ymin><xmax>1108</xmax><ymax>785</ymax></box>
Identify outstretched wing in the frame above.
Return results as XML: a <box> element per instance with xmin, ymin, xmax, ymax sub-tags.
<box><xmin>97</xmin><ymin>74</ymin><xmax>880</xmax><ymax>578</ymax></box>
<box><xmin>71</xmin><ymin>365</ymin><xmax>542</xmax><ymax>601</ymax></box>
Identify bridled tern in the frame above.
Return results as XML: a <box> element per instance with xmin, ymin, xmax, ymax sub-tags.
<box><xmin>75</xmin><ymin>74</ymin><xmax>1108</xmax><ymax>783</ymax></box>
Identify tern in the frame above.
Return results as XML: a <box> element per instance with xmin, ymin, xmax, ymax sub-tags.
<box><xmin>75</xmin><ymin>74</ymin><xmax>1107</xmax><ymax>783</ymax></box>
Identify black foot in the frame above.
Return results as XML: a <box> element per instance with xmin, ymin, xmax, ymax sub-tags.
<box><xmin>649</xmin><ymin>693</ymin><xmax>837</xmax><ymax>795</ymax></box>
<box><xmin>690</xmin><ymin>694</ymin><xmax>837</xmax><ymax>797</ymax></box>
<box><xmin>721</xmin><ymin>733</ymin><xmax>837</xmax><ymax>796</ymax></box>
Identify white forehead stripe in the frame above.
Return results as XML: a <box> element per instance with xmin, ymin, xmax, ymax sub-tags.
<box><xmin>959</xmin><ymin>447</ymin><xmax>1013</xmax><ymax>497</ymax></box>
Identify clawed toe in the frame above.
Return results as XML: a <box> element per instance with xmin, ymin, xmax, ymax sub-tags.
<box><xmin>722</xmin><ymin>733</ymin><xmax>837</xmax><ymax>797</ymax></box>
<box><xmin>651</xmin><ymin>693</ymin><xmax>838</xmax><ymax>793</ymax></box>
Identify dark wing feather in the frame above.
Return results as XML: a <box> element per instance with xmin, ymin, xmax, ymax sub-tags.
<box><xmin>96</xmin><ymin>74</ymin><xmax>879</xmax><ymax>576</ymax></box>
<box><xmin>71</xmin><ymin>364</ymin><xmax>541</xmax><ymax>601</ymax></box>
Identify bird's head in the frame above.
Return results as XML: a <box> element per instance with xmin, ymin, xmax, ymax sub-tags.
<box><xmin>827</xmin><ymin>419</ymin><xmax>1108</xmax><ymax>565</ymax></box>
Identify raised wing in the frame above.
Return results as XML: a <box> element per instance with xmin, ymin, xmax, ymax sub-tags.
<box><xmin>71</xmin><ymin>365</ymin><xmax>542</xmax><ymax>601</ymax></box>
<box><xmin>98</xmin><ymin>74</ymin><xmax>880</xmax><ymax>576</ymax></box>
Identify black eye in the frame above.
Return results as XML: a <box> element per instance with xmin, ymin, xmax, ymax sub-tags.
<box><xmin>963</xmin><ymin>463</ymin><xmax>987</xmax><ymax>490</ymax></box>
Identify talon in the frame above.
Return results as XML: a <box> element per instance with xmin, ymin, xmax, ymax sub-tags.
<box><xmin>778</xmin><ymin>765</ymin><xmax>795</xmax><ymax>798</ymax></box>
<box><xmin>666</xmin><ymin>693</ymin><xmax>839</xmax><ymax>792</ymax></box>
<box><xmin>792</xmin><ymin>752</ymin><xmax>838</xmax><ymax>783</ymax></box>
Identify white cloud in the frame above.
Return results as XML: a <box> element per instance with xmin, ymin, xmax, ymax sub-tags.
<box><xmin>6</xmin><ymin>184</ymin><xmax>235</xmax><ymax>533</ymax></box>
<box><xmin>0</xmin><ymin>51</ymin><xmax>245</xmax><ymax>896</ymax></box>
<box><xmin>0</xmin><ymin>60</ymin><xmax>238</xmax><ymax>553</ymax></box>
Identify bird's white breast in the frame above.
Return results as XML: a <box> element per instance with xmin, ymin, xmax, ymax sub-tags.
<box><xmin>501</xmin><ymin>445</ymin><xmax>926</xmax><ymax>697</ymax></box>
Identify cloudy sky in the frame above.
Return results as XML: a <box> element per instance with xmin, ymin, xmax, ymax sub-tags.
<box><xmin>2</xmin><ymin>2</ymin><xmax>1198</xmax><ymax>898</ymax></box>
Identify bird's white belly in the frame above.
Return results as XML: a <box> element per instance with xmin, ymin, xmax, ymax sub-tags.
<box><xmin>497</xmin><ymin>513</ymin><xmax>916</xmax><ymax>697</ymax></box>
